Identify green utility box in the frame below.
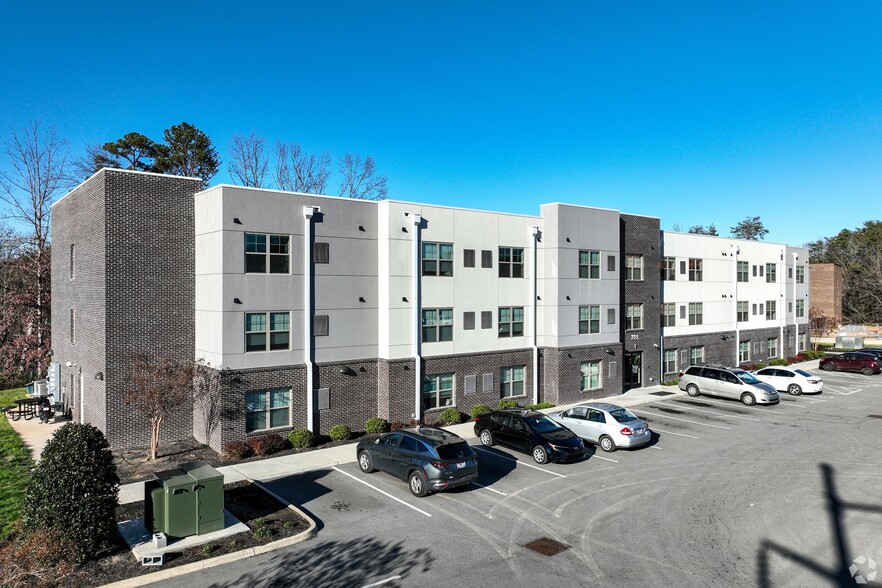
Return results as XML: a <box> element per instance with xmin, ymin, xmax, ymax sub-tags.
<box><xmin>144</xmin><ymin>461</ymin><xmax>225</xmax><ymax>539</ymax></box>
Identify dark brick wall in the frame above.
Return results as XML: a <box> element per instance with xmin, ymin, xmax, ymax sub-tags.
<box><xmin>378</xmin><ymin>358</ymin><xmax>415</xmax><ymax>423</ymax></box>
<box><xmin>621</xmin><ymin>214</ymin><xmax>662</xmax><ymax>387</ymax></box>
<box><xmin>542</xmin><ymin>343</ymin><xmax>625</xmax><ymax>404</ymax></box>
<box><xmin>662</xmin><ymin>330</ymin><xmax>736</xmax><ymax>376</ymax></box>
<box><xmin>314</xmin><ymin>360</ymin><xmax>380</xmax><ymax>435</ymax></box>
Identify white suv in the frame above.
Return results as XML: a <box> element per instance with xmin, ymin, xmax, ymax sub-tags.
<box><xmin>678</xmin><ymin>365</ymin><xmax>779</xmax><ymax>406</ymax></box>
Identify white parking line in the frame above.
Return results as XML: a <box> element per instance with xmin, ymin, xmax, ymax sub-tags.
<box><xmin>331</xmin><ymin>466</ymin><xmax>433</xmax><ymax>517</ymax></box>
<box><xmin>774</xmin><ymin>400</ymin><xmax>808</xmax><ymax>409</ymax></box>
<box><xmin>471</xmin><ymin>481</ymin><xmax>508</xmax><ymax>496</ymax></box>
<box><xmin>592</xmin><ymin>454</ymin><xmax>619</xmax><ymax>463</ymax></box>
<box><xmin>362</xmin><ymin>576</ymin><xmax>403</xmax><ymax>588</ymax></box>
<box><xmin>648</xmin><ymin>445</ymin><xmax>662</xmax><ymax>449</ymax></box>
<box><xmin>668</xmin><ymin>404</ymin><xmax>760</xmax><ymax>422</ymax></box>
<box><xmin>473</xmin><ymin>446</ymin><xmax>567</xmax><ymax>478</ymax></box>
<box><xmin>650</xmin><ymin>427</ymin><xmax>700</xmax><ymax>439</ymax></box>
<box><xmin>678</xmin><ymin>397</ymin><xmax>799</xmax><ymax>414</ymax></box>
<box><xmin>634</xmin><ymin>409</ymin><xmax>732</xmax><ymax>430</ymax></box>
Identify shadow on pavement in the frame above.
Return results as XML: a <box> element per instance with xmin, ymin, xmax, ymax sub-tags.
<box><xmin>263</xmin><ymin>470</ymin><xmax>336</xmax><ymax>533</ymax></box>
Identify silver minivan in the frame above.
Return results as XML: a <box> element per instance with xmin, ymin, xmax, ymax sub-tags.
<box><xmin>678</xmin><ymin>365</ymin><xmax>779</xmax><ymax>406</ymax></box>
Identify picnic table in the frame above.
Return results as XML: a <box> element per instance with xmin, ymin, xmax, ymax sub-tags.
<box><xmin>7</xmin><ymin>397</ymin><xmax>44</xmax><ymax>421</ymax></box>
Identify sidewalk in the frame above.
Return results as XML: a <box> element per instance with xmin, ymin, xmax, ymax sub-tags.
<box><xmin>6</xmin><ymin>411</ymin><xmax>67</xmax><ymax>460</ymax></box>
<box><xmin>117</xmin><ymin>383</ymin><xmax>685</xmax><ymax>504</ymax></box>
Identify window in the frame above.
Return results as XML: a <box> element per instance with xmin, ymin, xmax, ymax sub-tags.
<box><xmin>690</xmin><ymin>346</ymin><xmax>704</xmax><ymax>365</ymax></box>
<box><xmin>313</xmin><ymin>242</ymin><xmax>329</xmax><ymax>264</ymax></box>
<box><xmin>607</xmin><ymin>255</ymin><xmax>616</xmax><ymax>272</ymax></box>
<box><xmin>607</xmin><ymin>308</ymin><xmax>616</xmax><ymax>324</ymax></box>
<box><xmin>580</xmin><ymin>360</ymin><xmax>601</xmax><ymax>390</ymax></box>
<box><xmin>752</xmin><ymin>303</ymin><xmax>758</xmax><ymax>316</ymax></box>
<box><xmin>245</xmin><ymin>388</ymin><xmax>290</xmax><ymax>432</ymax></box>
<box><xmin>422</xmin><ymin>242</ymin><xmax>453</xmax><ymax>276</ymax></box>
<box><xmin>625</xmin><ymin>255</ymin><xmax>643</xmax><ymax>281</ymax></box>
<box><xmin>664</xmin><ymin>350</ymin><xmax>676</xmax><ymax>374</ymax></box>
<box><xmin>688</xmin><ymin>303</ymin><xmax>703</xmax><ymax>326</ymax></box>
<box><xmin>752</xmin><ymin>341</ymin><xmax>762</xmax><ymax>355</ymax></box>
<box><xmin>662</xmin><ymin>303</ymin><xmax>675</xmax><ymax>327</ymax></box>
<box><xmin>766</xmin><ymin>263</ymin><xmax>776</xmax><ymax>283</ymax></box>
<box><xmin>422</xmin><ymin>373</ymin><xmax>454</xmax><ymax>410</ymax></box>
<box><xmin>688</xmin><ymin>258</ymin><xmax>703</xmax><ymax>281</ymax></box>
<box><xmin>768</xmin><ymin>338</ymin><xmax>778</xmax><ymax>358</ymax></box>
<box><xmin>245</xmin><ymin>233</ymin><xmax>290</xmax><ymax>274</ymax></box>
<box><xmin>498</xmin><ymin>307</ymin><xmax>524</xmax><ymax>337</ymax></box>
<box><xmin>799</xmin><ymin>333</ymin><xmax>807</xmax><ymax>351</ymax></box>
<box><xmin>463</xmin><ymin>249</ymin><xmax>475</xmax><ymax>268</ymax></box>
<box><xmin>579</xmin><ymin>250</ymin><xmax>600</xmax><ymax>279</ymax></box>
<box><xmin>314</xmin><ymin>315</ymin><xmax>329</xmax><ymax>337</ymax></box>
<box><xmin>70</xmin><ymin>308</ymin><xmax>75</xmax><ymax>344</ymax></box>
<box><xmin>481</xmin><ymin>311</ymin><xmax>492</xmax><ymax>329</ymax></box>
<box><xmin>579</xmin><ymin>306</ymin><xmax>600</xmax><ymax>334</ymax></box>
<box><xmin>500</xmin><ymin>366</ymin><xmax>525</xmax><ymax>398</ymax></box>
<box><xmin>245</xmin><ymin>312</ymin><xmax>290</xmax><ymax>352</ymax></box>
<box><xmin>737</xmin><ymin>301</ymin><xmax>748</xmax><ymax>322</ymax></box>
<box><xmin>737</xmin><ymin>261</ymin><xmax>748</xmax><ymax>282</ymax></box>
<box><xmin>766</xmin><ymin>301</ymin><xmax>776</xmax><ymax>320</ymax></box>
<box><xmin>739</xmin><ymin>341</ymin><xmax>749</xmax><ymax>362</ymax></box>
<box><xmin>759</xmin><ymin>303</ymin><xmax>764</xmax><ymax>315</ymax></box>
<box><xmin>625</xmin><ymin>304</ymin><xmax>643</xmax><ymax>330</ymax></box>
<box><xmin>796</xmin><ymin>266</ymin><xmax>805</xmax><ymax>284</ymax></box>
<box><xmin>422</xmin><ymin>309</ymin><xmax>453</xmax><ymax>342</ymax></box>
<box><xmin>499</xmin><ymin>247</ymin><xmax>524</xmax><ymax>278</ymax></box>
<box><xmin>463</xmin><ymin>311</ymin><xmax>475</xmax><ymax>330</ymax></box>
<box><xmin>69</xmin><ymin>244</ymin><xmax>75</xmax><ymax>279</ymax></box>
<box><xmin>661</xmin><ymin>257</ymin><xmax>675</xmax><ymax>281</ymax></box>
<box><xmin>796</xmin><ymin>299</ymin><xmax>805</xmax><ymax>318</ymax></box>
<box><xmin>481</xmin><ymin>250</ymin><xmax>492</xmax><ymax>268</ymax></box>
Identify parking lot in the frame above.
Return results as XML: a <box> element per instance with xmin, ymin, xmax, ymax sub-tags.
<box><xmin>156</xmin><ymin>367</ymin><xmax>882</xmax><ymax>588</ymax></box>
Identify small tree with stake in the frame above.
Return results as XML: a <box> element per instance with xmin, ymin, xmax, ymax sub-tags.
<box><xmin>123</xmin><ymin>353</ymin><xmax>198</xmax><ymax>461</ymax></box>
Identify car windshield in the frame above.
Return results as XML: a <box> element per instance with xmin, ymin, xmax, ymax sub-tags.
<box><xmin>609</xmin><ymin>408</ymin><xmax>639</xmax><ymax>423</ymax></box>
<box><xmin>795</xmin><ymin>369</ymin><xmax>813</xmax><ymax>377</ymax></box>
<box><xmin>733</xmin><ymin>370</ymin><xmax>760</xmax><ymax>384</ymax></box>
<box><xmin>436</xmin><ymin>442</ymin><xmax>474</xmax><ymax>460</ymax></box>
<box><xmin>525</xmin><ymin>415</ymin><xmax>564</xmax><ymax>433</ymax></box>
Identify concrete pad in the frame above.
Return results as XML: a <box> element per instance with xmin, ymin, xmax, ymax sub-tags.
<box><xmin>120</xmin><ymin>510</ymin><xmax>249</xmax><ymax>560</ymax></box>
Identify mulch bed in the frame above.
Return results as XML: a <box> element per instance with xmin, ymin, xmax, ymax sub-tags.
<box><xmin>65</xmin><ymin>480</ymin><xmax>310</xmax><ymax>586</ymax></box>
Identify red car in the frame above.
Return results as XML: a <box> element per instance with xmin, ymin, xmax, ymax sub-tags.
<box><xmin>819</xmin><ymin>352</ymin><xmax>881</xmax><ymax>375</ymax></box>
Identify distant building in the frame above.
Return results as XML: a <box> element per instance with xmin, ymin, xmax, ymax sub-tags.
<box><xmin>809</xmin><ymin>263</ymin><xmax>843</xmax><ymax>324</ymax></box>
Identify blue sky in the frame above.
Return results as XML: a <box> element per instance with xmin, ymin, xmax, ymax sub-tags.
<box><xmin>1</xmin><ymin>1</ymin><xmax>881</xmax><ymax>246</ymax></box>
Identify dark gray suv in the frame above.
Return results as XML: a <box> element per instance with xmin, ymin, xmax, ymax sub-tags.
<box><xmin>678</xmin><ymin>365</ymin><xmax>779</xmax><ymax>406</ymax></box>
<box><xmin>356</xmin><ymin>426</ymin><xmax>478</xmax><ymax>497</ymax></box>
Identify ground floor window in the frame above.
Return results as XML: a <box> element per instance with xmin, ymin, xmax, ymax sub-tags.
<box><xmin>500</xmin><ymin>366</ymin><xmax>525</xmax><ymax>398</ymax></box>
<box><xmin>739</xmin><ymin>341</ymin><xmax>749</xmax><ymax>363</ymax></box>
<box><xmin>580</xmin><ymin>360</ymin><xmax>601</xmax><ymax>390</ymax></box>
<box><xmin>422</xmin><ymin>373</ymin><xmax>454</xmax><ymax>410</ymax></box>
<box><xmin>664</xmin><ymin>349</ymin><xmax>676</xmax><ymax>374</ymax></box>
<box><xmin>799</xmin><ymin>333</ymin><xmax>807</xmax><ymax>351</ymax></box>
<box><xmin>245</xmin><ymin>388</ymin><xmax>290</xmax><ymax>432</ymax></box>
<box><xmin>768</xmin><ymin>337</ymin><xmax>778</xmax><ymax>358</ymax></box>
<box><xmin>690</xmin><ymin>346</ymin><xmax>704</xmax><ymax>365</ymax></box>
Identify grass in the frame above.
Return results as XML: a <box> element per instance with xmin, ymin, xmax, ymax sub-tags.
<box><xmin>0</xmin><ymin>387</ymin><xmax>33</xmax><ymax>537</ymax></box>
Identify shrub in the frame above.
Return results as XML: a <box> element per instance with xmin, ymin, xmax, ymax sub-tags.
<box><xmin>754</xmin><ymin>362</ymin><xmax>766</xmax><ymax>370</ymax></box>
<box><xmin>22</xmin><ymin>424</ymin><xmax>120</xmax><ymax>560</ymax></box>
<box><xmin>469</xmin><ymin>404</ymin><xmax>492</xmax><ymax>418</ymax></box>
<box><xmin>288</xmin><ymin>428</ymin><xmax>315</xmax><ymax>449</ymax></box>
<box><xmin>329</xmin><ymin>424</ymin><xmax>352</xmax><ymax>441</ymax></box>
<box><xmin>525</xmin><ymin>402</ymin><xmax>556</xmax><ymax>410</ymax></box>
<box><xmin>661</xmin><ymin>379</ymin><xmax>679</xmax><ymax>386</ymax></box>
<box><xmin>770</xmin><ymin>358</ymin><xmax>789</xmax><ymax>366</ymax></box>
<box><xmin>247</xmin><ymin>434</ymin><xmax>288</xmax><ymax>456</ymax></box>
<box><xmin>365</xmin><ymin>417</ymin><xmax>388</xmax><ymax>434</ymax></box>
<box><xmin>497</xmin><ymin>399</ymin><xmax>520</xmax><ymax>409</ymax></box>
<box><xmin>223</xmin><ymin>440</ymin><xmax>253</xmax><ymax>460</ymax></box>
<box><xmin>438</xmin><ymin>408</ymin><xmax>462</xmax><ymax>425</ymax></box>
<box><xmin>389</xmin><ymin>420</ymin><xmax>408</xmax><ymax>431</ymax></box>
<box><xmin>253</xmin><ymin>526</ymin><xmax>273</xmax><ymax>540</ymax></box>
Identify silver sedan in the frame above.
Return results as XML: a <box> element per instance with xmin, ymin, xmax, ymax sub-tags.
<box><xmin>549</xmin><ymin>402</ymin><xmax>651</xmax><ymax>452</ymax></box>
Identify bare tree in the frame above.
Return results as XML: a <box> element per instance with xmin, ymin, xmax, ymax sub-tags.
<box><xmin>228</xmin><ymin>131</ymin><xmax>269</xmax><ymax>188</ymax></box>
<box><xmin>275</xmin><ymin>141</ymin><xmax>331</xmax><ymax>194</ymax></box>
<box><xmin>337</xmin><ymin>152</ymin><xmax>388</xmax><ymax>200</ymax></box>
<box><xmin>70</xmin><ymin>143</ymin><xmax>108</xmax><ymax>182</ymax></box>
<box><xmin>123</xmin><ymin>354</ymin><xmax>198</xmax><ymax>461</ymax></box>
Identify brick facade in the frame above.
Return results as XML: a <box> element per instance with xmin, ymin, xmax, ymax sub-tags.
<box><xmin>809</xmin><ymin>263</ymin><xmax>843</xmax><ymax>324</ymax></box>
<box><xmin>621</xmin><ymin>214</ymin><xmax>662</xmax><ymax>388</ymax></box>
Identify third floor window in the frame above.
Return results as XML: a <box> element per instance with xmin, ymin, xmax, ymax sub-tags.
<box><xmin>579</xmin><ymin>250</ymin><xmax>600</xmax><ymax>279</ymax></box>
<box><xmin>245</xmin><ymin>233</ymin><xmax>290</xmax><ymax>273</ymax></box>
<box><xmin>499</xmin><ymin>247</ymin><xmax>524</xmax><ymax>278</ymax></box>
<box><xmin>422</xmin><ymin>242</ymin><xmax>454</xmax><ymax>276</ymax></box>
<box><xmin>688</xmin><ymin>258</ymin><xmax>703</xmax><ymax>281</ymax></box>
<box><xmin>737</xmin><ymin>261</ymin><xmax>748</xmax><ymax>282</ymax></box>
<box><xmin>625</xmin><ymin>255</ymin><xmax>643</xmax><ymax>281</ymax></box>
<box><xmin>661</xmin><ymin>257</ymin><xmax>675</xmax><ymax>281</ymax></box>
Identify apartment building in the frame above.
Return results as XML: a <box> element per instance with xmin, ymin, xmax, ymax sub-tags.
<box><xmin>50</xmin><ymin>169</ymin><xmax>808</xmax><ymax>452</ymax></box>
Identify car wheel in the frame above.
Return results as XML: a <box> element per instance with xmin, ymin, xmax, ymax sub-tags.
<box><xmin>532</xmin><ymin>445</ymin><xmax>548</xmax><ymax>464</ymax></box>
<box><xmin>599</xmin><ymin>435</ymin><xmax>616</xmax><ymax>453</ymax></box>
<box><xmin>741</xmin><ymin>393</ymin><xmax>757</xmax><ymax>406</ymax></box>
<box><xmin>822</xmin><ymin>363</ymin><xmax>834</xmax><ymax>371</ymax></box>
<box><xmin>358</xmin><ymin>450</ymin><xmax>374</xmax><ymax>473</ymax></box>
<box><xmin>862</xmin><ymin>367</ymin><xmax>873</xmax><ymax>376</ymax></box>
<box><xmin>787</xmin><ymin>383</ymin><xmax>802</xmax><ymax>396</ymax></box>
<box><xmin>479</xmin><ymin>429</ymin><xmax>494</xmax><ymax>446</ymax></box>
<box><xmin>686</xmin><ymin>384</ymin><xmax>700</xmax><ymax>397</ymax></box>
<box><xmin>408</xmin><ymin>470</ymin><xmax>428</xmax><ymax>497</ymax></box>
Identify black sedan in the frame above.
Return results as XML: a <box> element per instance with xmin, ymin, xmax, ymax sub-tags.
<box><xmin>473</xmin><ymin>409</ymin><xmax>586</xmax><ymax>463</ymax></box>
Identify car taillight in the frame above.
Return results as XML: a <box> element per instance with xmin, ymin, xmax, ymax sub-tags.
<box><xmin>431</xmin><ymin>461</ymin><xmax>445</xmax><ymax>469</ymax></box>
<box><xmin>678</xmin><ymin>371</ymin><xmax>684</xmax><ymax>378</ymax></box>
<box><xmin>474</xmin><ymin>416</ymin><xmax>480</xmax><ymax>422</ymax></box>
<box><xmin>620</xmin><ymin>427</ymin><xmax>632</xmax><ymax>436</ymax></box>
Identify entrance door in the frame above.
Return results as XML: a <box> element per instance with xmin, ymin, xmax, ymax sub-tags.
<box><xmin>624</xmin><ymin>352</ymin><xmax>642</xmax><ymax>389</ymax></box>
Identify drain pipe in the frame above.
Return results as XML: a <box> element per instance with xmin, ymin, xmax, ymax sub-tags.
<box><xmin>411</xmin><ymin>213</ymin><xmax>423</xmax><ymax>421</ymax></box>
<box><xmin>733</xmin><ymin>245</ymin><xmax>740</xmax><ymax>366</ymax></box>
<box><xmin>779</xmin><ymin>250</ymin><xmax>784</xmax><ymax>358</ymax></box>
<box><xmin>303</xmin><ymin>206</ymin><xmax>318</xmax><ymax>433</ymax></box>
<box><xmin>792</xmin><ymin>252</ymin><xmax>799</xmax><ymax>353</ymax></box>
<box><xmin>531</xmin><ymin>226</ymin><xmax>541</xmax><ymax>405</ymax></box>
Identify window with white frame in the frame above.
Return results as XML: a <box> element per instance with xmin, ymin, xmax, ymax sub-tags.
<box><xmin>245</xmin><ymin>312</ymin><xmax>290</xmax><ymax>352</ymax></box>
<box><xmin>688</xmin><ymin>258</ymin><xmax>703</xmax><ymax>281</ymax></box>
<box><xmin>739</xmin><ymin>341</ymin><xmax>749</xmax><ymax>362</ymax></box>
<box><xmin>498</xmin><ymin>307</ymin><xmax>524</xmax><ymax>337</ymax></box>
<box><xmin>766</xmin><ymin>300</ymin><xmax>776</xmax><ymax>320</ymax></box>
<box><xmin>245</xmin><ymin>388</ymin><xmax>290</xmax><ymax>432</ymax></box>
<box><xmin>737</xmin><ymin>261</ymin><xmax>748</xmax><ymax>282</ymax></box>
<box><xmin>625</xmin><ymin>255</ymin><xmax>643</xmax><ymax>281</ymax></box>
<box><xmin>580</xmin><ymin>360</ymin><xmax>601</xmax><ymax>390</ymax></box>
<box><xmin>500</xmin><ymin>366</ymin><xmax>525</xmax><ymax>398</ymax></box>
<box><xmin>796</xmin><ymin>265</ymin><xmax>805</xmax><ymax>284</ymax></box>
<box><xmin>625</xmin><ymin>304</ymin><xmax>643</xmax><ymax>330</ymax></box>
<box><xmin>796</xmin><ymin>299</ymin><xmax>805</xmax><ymax>317</ymax></box>
<box><xmin>768</xmin><ymin>337</ymin><xmax>778</xmax><ymax>358</ymax></box>
<box><xmin>688</xmin><ymin>302</ymin><xmax>703</xmax><ymax>325</ymax></box>
<box><xmin>245</xmin><ymin>233</ymin><xmax>290</xmax><ymax>274</ymax></box>
<box><xmin>766</xmin><ymin>263</ymin><xmax>776</xmax><ymax>283</ymax></box>
<box><xmin>422</xmin><ymin>242</ymin><xmax>454</xmax><ymax>276</ymax></box>
<box><xmin>422</xmin><ymin>309</ymin><xmax>453</xmax><ymax>342</ymax></box>
<box><xmin>661</xmin><ymin>257</ymin><xmax>676</xmax><ymax>281</ymax></box>
<box><xmin>579</xmin><ymin>305</ymin><xmax>600</xmax><ymax>334</ymax></box>
<box><xmin>422</xmin><ymin>373</ymin><xmax>454</xmax><ymax>410</ymax></box>
<box><xmin>799</xmin><ymin>333</ymin><xmax>807</xmax><ymax>351</ymax></box>
<box><xmin>690</xmin><ymin>346</ymin><xmax>704</xmax><ymax>365</ymax></box>
<box><xmin>499</xmin><ymin>247</ymin><xmax>524</xmax><ymax>278</ymax></box>
<box><xmin>662</xmin><ymin>303</ymin><xmax>675</xmax><ymax>327</ymax></box>
<box><xmin>579</xmin><ymin>250</ymin><xmax>600</xmax><ymax>279</ymax></box>
<box><xmin>737</xmin><ymin>301</ymin><xmax>748</xmax><ymax>322</ymax></box>
<box><xmin>664</xmin><ymin>350</ymin><xmax>676</xmax><ymax>374</ymax></box>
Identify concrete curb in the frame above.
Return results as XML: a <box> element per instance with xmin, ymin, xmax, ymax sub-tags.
<box><xmin>99</xmin><ymin>479</ymin><xmax>317</xmax><ymax>588</ymax></box>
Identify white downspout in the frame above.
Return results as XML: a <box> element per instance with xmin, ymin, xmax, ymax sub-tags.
<box><xmin>531</xmin><ymin>227</ymin><xmax>540</xmax><ymax>405</ymax></box>
<box><xmin>779</xmin><ymin>250</ymin><xmax>784</xmax><ymax>358</ymax></box>
<box><xmin>303</xmin><ymin>206</ymin><xmax>318</xmax><ymax>432</ymax></box>
<box><xmin>792</xmin><ymin>252</ymin><xmax>799</xmax><ymax>354</ymax></box>
<box><xmin>733</xmin><ymin>245</ymin><xmax>740</xmax><ymax>366</ymax></box>
<box><xmin>411</xmin><ymin>213</ymin><xmax>422</xmax><ymax>420</ymax></box>
<box><xmin>79</xmin><ymin>369</ymin><xmax>84</xmax><ymax>424</ymax></box>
